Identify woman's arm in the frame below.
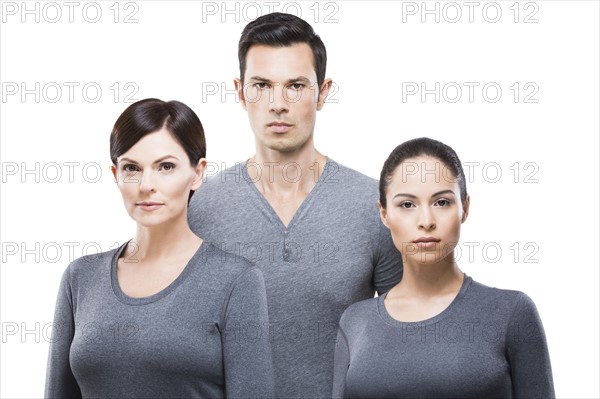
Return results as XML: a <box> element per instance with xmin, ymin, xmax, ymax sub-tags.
<box><xmin>222</xmin><ymin>267</ymin><xmax>275</xmax><ymax>399</ymax></box>
<box><xmin>44</xmin><ymin>266</ymin><xmax>82</xmax><ymax>398</ymax></box>
<box><xmin>506</xmin><ymin>292</ymin><xmax>555</xmax><ymax>398</ymax></box>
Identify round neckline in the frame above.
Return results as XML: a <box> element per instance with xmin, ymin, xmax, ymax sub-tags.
<box><xmin>110</xmin><ymin>240</ymin><xmax>205</xmax><ymax>306</ymax></box>
<box><xmin>377</xmin><ymin>274</ymin><xmax>473</xmax><ymax>328</ymax></box>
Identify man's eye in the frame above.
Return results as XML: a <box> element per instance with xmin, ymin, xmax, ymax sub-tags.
<box><xmin>254</xmin><ymin>82</ymin><xmax>269</xmax><ymax>89</ymax></box>
<box><xmin>290</xmin><ymin>83</ymin><xmax>305</xmax><ymax>90</ymax></box>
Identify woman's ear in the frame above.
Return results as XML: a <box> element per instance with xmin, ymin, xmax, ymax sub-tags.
<box><xmin>378</xmin><ymin>201</ymin><xmax>390</xmax><ymax>229</ymax></box>
<box><xmin>461</xmin><ymin>194</ymin><xmax>470</xmax><ymax>223</ymax></box>
<box><xmin>191</xmin><ymin>158</ymin><xmax>207</xmax><ymax>191</ymax></box>
<box><xmin>110</xmin><ymin>165</ymin><xmax>118</xmax><ymax>183</ymax></box>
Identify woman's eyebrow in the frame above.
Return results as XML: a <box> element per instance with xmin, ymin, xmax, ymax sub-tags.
<box><xmin>393</xmin><ymin>193</ymin><xmax>416</xmax><ymax>199</ymax></box>
<box><xmin>118</xmin><ymin>157</ymin><xmax>138</xmax><ymax>164</ymax></box>
<box><xmin>432</xmin><ymin>190</ymin><xmax>455</xmax><ymax>197</ymax></box>
<box><xmin>152</xmin><ymin>155</ymin><xmax>179</xmax><ymax>164</ymax></box>
<box><xmin>392</xmin><ymin>190</ymin><xmax>456</xmax><ymax>200</ymax></box>
<box><xmin>118</xmin><ymin>155</ymin><xmax>179</xmax><ymax>165</ymax></box>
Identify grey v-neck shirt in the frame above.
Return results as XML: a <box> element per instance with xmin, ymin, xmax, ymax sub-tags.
<box><xmin>188</xmin><ymin>159</ymin><xmax>403</xmax><ymax>398</ymax></box>
<box><xmin>332</xmin><ymin>276</ymin><xmax>555</xmax><ymax>398</ymax></box>
<box><xmin>45</xmin><ymin>242</ymin><xmax>275</xmax><ymax>398</ymax></box>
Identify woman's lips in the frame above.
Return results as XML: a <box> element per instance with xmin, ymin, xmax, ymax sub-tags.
<box><xmin>136</xmin><ymin>202</ymin><xmax>163</xmax><ymax>211</ymax></box>
<box><xmin>413</xmin><ymin>237</ymin><xmax>441</xmax><ymax>249</ymax></box>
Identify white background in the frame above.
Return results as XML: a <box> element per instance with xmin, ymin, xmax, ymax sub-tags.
<box><xmin>1</xmin><ymin>1</ymin><xmax>598</xmax><ymax>397</ymax></box>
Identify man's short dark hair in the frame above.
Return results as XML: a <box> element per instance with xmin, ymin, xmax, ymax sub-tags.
<box><xmin>238</xmin><ymin>12</ymin><xmax>327</xmax><ymax>88</ymax></box>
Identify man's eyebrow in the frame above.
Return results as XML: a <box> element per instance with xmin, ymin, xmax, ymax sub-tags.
<box><xmin>247</xmin><ymin>76</ymin><xmax>311</xmax><ymax>84</ymax></box>
<box><xmin>248</xmin><ymin>76</ymin><xmax>272</xmax><ymax>83</ymax></box>
<box><xmin>287</xmin><ymin>76</ymin><xmax>311</xmax><ymax>83</ymax></box>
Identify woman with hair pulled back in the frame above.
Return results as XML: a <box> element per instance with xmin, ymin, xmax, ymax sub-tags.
<box><xmin>44</xmin><ymin>99</ymin><xmax>274</xmax><ymax>398</ymax></box>
<box><xmin>332</xmin><ymin>138</ymin><xmax>554</xmax><ymax>398</ymax></box>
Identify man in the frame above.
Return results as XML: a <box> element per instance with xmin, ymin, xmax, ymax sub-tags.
<box><xmin>189</xmin><ymin>12</ymin><xmax>402</xmax><ymax>398</ymax></box>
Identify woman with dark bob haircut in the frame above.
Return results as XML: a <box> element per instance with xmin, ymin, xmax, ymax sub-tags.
<box><xmin>332</xmin><ymin>137</ymin><xmax>554</xmax><ymax>398</ymax></box>
<box><xmin>45</xmin><ymin>99</ymin><xmax>274</xmax><ymax>398</ymax></box>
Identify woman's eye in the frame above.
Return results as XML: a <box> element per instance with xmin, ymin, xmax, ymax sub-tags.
<box><xmin>160</xmin><ymin>162</ymin><xmax>175</xmax><ymax>171</ymax></box>
<box><xmin>399</xmin><ymin>201</ymin><xmax>414</xmax><ymax>209</ymax></box>
<box><xmin>435</xmin><ymin>199</ymin><xmax>450</xmax><ymax>206</ymax></box>
<box><xmin>123</xmin><ymin>164</ymin><xmax>139</xmax><ymax>173</ymax></box>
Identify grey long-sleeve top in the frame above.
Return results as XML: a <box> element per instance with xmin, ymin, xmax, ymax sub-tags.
<box><xmin>45</xmin><ymin>242</ymin><xmax>275</xmax><ymax>398</ymax></box>
<box><xmin>332</xmin><ymin>275</ymin><xmax>555</xmax><ymax>398</ymax></box>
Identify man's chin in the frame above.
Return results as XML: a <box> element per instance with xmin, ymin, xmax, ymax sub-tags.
<box><xmin>262</xmin><ymin>136</ymin><xmax>311</xmax><ymax>154</ymax></box>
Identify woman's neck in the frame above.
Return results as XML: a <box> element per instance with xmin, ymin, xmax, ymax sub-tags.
<box><xmin>391</xmin><ymin>256</ymin><xmax>464</xmax><ymax>299</ymax></box>
<box><xmin>126</xmin><ymin>216</ymin><xmax>201</xmax><ymax>262</ymax></box>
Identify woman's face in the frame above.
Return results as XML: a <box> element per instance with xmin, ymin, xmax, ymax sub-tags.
<box><xmin>111</xmin><ymin>127</ymin><xmax>205</xmax><ymax>228</ymax></box>
<box><xmin>379</xmin><ymin>155</ymin><xmax>470</xmax><ymax>266</ymax></box>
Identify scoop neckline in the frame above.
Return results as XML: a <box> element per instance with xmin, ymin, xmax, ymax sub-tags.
<box><xmin>377</xmin><ymin>274</ymin><xmax>473</xmax><ymax>328</ymax></box>
<box><xmin>110</xmin><ymin>240</ymin><xmax>205</xmax><ymax>306</ymax></box>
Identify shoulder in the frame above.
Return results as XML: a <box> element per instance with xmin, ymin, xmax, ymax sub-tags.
<box><xmin>199</xmin><ymin>162</ymin><xmax>253</xmax><ymax>192</ymax></box>
<box><xmin>65</xmin><ymin>246</ymin><xmax>120</xmax><ymax>281</ymax></box>
<box><xmin>326</xmin><ymin>159</ymin><xmax>378</xmax><ymax>188</ymax></box>
<box><xmin>198</xmin><ymin>242</ymin><xmax>264</xmax><ymax>284</ymax></box>
<box><xmin>320</xmin><ymin>159</ymin><xmax>380</xmax><ymax>205</ymax></box>
<box><xmin>339</xmin><ymin>296</ymin><xmax>379</xmax><ymax>328</ymax></box>
<box><xmin>466</xmin><ymin>278</ymin><xmax>540</xmax><ymax>321</ymax></box>
<box><xmin>468</xmin><ymin>278</ymin><xmax>529</xmax><ymax>304</ymax></box>
<box><xmin>188</xmin><ymin>162</ymin><xmax>251</xmax><ymax>219</ymax></box>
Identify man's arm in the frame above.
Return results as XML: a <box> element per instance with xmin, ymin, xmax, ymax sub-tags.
<box><xmin>373</xmin><ymin>220</ymin><xmax>403</xmax><ymax>295</ymax></box>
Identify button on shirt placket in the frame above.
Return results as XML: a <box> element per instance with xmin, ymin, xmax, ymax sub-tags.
<box><xmin>283</xmin><ymin>229</ymin><xmax>290</xmax><ymax>262</ymax></box>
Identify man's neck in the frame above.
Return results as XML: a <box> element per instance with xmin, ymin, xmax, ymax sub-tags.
<box><xmin>248</xmin><ymin>147</ymin><xmax>327</xmax><ymax>197</ymax></box>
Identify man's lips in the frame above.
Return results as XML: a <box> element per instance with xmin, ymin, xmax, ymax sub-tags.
<box><xmin>267</xmin><ymin>122</ymin><xmax>293</xmax><ymax>133</ymax></box>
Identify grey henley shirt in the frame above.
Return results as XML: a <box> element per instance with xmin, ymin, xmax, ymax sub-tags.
<box><xmin>188</xmin><ymin>159</ymin><xmax>403</xmax><ymax>398</ymax></box>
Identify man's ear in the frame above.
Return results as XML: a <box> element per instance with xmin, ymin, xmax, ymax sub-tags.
<box><xmin>110</xmin><ymin>165</ymin><xmax>118</xmax><ymax>183</ymax></box>
<box><xmin>378</xmin><ymin>201</ymin><xmax>390</xmax><ymax>229</ymax></box>
<box><xmin>316</xmin><ymin>78</ymin><xmax>333</xmax><ymax>110</ymax></box>
<box><xmin>234</xmin><ymin>78</ymin><xmax>247</xmax><ymax>110</ymax></box>
<box><xmin>191</xmin><ymin>158</ymin><xmax>208</xmax><ymax>191</ymax></box>
<box><xmin>461</xmin><ymin>194</ymin><xmax>470</xmax><ymax>223</ymax></box>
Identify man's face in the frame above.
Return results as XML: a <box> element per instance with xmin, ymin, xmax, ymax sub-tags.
<box><xmin>235</xmin><ymin>43</ymin><xmax>331</xmax><ymax>154</ymax></box>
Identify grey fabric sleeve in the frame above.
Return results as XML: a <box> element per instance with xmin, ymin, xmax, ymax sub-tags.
<box><xmin>222</xmin><ymin>267</ymin><xmax>275</xmax><ymax>399</ymax></box>
<box><xmin>331</xmin><ymin>327</ymin><xmax>350</xmax><ymax>399</ymax></box>
<box><xmin>44</xmin><ymin>266</ymin><xmax>82</xmax><ymax>398</ymax></box>
<box><xmin>373</xmin><ymin>221</ymin><xmax>403</xmax><ymax>295</ymax></box>
<box><xmin>506</xmin><ymin>293</ymin><xmax>555</xmax><ymax>398</ymax></box>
